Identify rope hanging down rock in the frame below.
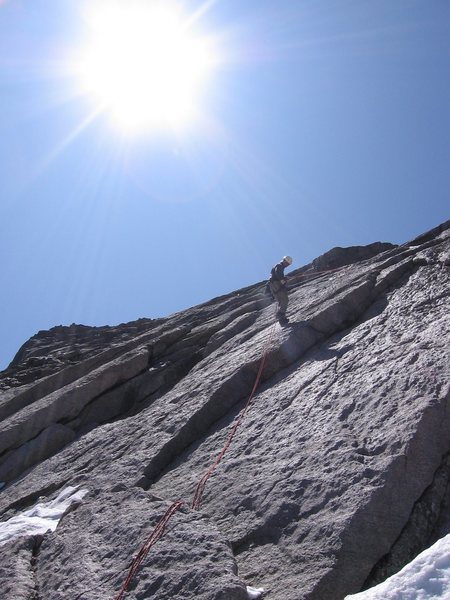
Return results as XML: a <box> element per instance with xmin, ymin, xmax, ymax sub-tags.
<box><xmin>113</xmin><ymin>267</ymin><xmax>347</xmax><ymax>597</ymax></box>
<box><xmin>192</xmin><ymin>324</ymin><xmax>275</xmax><ymax>510</ymax></box>
<box><xmin>114</xmin><ymin>500</ymin><xmax>183</xmax><ymax>600</ymax></box>
<box><xmin>113</xmin><ymin>323</ymin><xmax>277</xmax><ymax>599</ymax></box>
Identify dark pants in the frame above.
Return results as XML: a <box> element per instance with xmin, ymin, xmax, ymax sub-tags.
<box><xmin>269</xmin><ymin>280</ymin><xmax>288</xmax><ymax>316</ymax></box>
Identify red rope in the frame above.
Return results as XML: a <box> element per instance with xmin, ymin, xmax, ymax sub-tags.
<box><xmin>191</xmin><ymin>324</ymin><xmax>276</xmax><ymax>510</ymax></box>
<box><xmin>112</xmin><ymin>264</ymin><xmax>352</xmax><ymax>596</ymax></box>
<box><xmin>114</xmin><ymin>500</ymin><xmax>183</xmax><ymax>600</ymax></box>
<box><xmin>113</xmin><ymin>321</ymin><xmax>276</xmax><ymax>597</ymax></box>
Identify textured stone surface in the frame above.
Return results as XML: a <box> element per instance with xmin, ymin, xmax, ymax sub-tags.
<box><xmin>309</xmin><ymin>242</ymin><xmax>395</xmax><ymax>271</ymax></box>
<box><xmin>33</xmin><ymin>487</ymin><xmax>247</xmax><ymax>600</ymax></box>
<box><xmin>364</xmin><ymin>454</ymin><xmax>450</xmax><ymax>589</ymax></box>
<box><xmin>0</xmin><ymin>221</ymin><xmax>449</xmax><ymax>599</ymax></box>
<box><xmin>0</xmin><ymin>536</ymin><xmax>40</xmax><ymax>599</ymax></box>
<box><xmin>0</xmin><ymin>319</ymin><xmax>161</xmax><ymax>391</ymax></box>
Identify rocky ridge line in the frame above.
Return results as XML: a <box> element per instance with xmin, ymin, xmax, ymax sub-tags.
<box><xmin>0</xmin><ymin>221</ymin><xmax>449</xmax><ymax>600</ymax></box>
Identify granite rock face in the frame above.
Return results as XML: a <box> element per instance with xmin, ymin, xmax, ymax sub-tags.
<box><xmin>0</xmin><ymin>319</ymin><xmax>161</xmax><ymax>391</ymax></box>
<box><xmin>0</xmin><ymin>221</ymin><xmax>449</xmax><ymax>600</ymax></box>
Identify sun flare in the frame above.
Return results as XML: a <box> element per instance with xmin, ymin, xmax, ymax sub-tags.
<box><xmin>78</xmin><ymin>1</ymin><xmax>214</xmax><ymax>132</ymax></box>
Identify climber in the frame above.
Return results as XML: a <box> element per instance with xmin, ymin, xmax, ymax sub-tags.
<box><xmin>269</xmin><ymin>255</ymin><xmax>293</xmax><ymax>323</ymax></box>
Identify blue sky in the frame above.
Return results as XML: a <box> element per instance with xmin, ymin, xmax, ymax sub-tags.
<box><xmin>1</xmin><ymin>0</ymin><xmax>449</xmax><ymax>371</ymax></box>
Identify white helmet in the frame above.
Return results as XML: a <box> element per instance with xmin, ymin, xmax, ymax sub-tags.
<box><xmin>283</xmin><ymin>255</ymin><xmax>293</xmax><ymax>265</ymax></box>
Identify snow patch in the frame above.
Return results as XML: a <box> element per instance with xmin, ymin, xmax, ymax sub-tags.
<box><xmin>247</xmin><ymin>585</ymin><xmax>264</xmax><ymax>599</ymax></box>
<box><xmin>0</xmin><ymin>486</ymin><xmax>88</xmax><ymax>546</ymax></box>
<box><xmin>345</xmin><ymin>533</ymin><xmax>450</xmax><ymax>600</ymax></box>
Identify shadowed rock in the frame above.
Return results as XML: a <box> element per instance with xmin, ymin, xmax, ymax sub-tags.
<box><xmin>0</xmin><ymin>221</ymin><xmax>449</xmax><ymax>600</ymax></box>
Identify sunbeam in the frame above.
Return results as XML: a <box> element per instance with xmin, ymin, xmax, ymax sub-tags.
<box><xmin>33</xmin><ymin>105</ymin><xmax>104</xmax><ymax>180</ymax></box>
<box><xmin>77</xmin><ymin>0</ymin><xmax>217</xmax><ymax>133</ymax></box>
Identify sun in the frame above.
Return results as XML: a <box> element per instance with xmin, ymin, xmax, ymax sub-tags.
<box><xmin>78</xmin><ymin>1</ymin><xmax>214</xmax><ymax>132</ymax></box>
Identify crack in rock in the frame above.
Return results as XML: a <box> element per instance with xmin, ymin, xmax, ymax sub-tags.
<box><xmin>363</xmin><ymin>452</ymin><xmax>450</xmax><ymax>589</ymax></box>
<box><xmin>0</xmin><ymin>221</ymin><xmax>449</xmax><ymax>600</ymax></box>
<box><xmin>137</xmin><ymin>260</ymin><xmax>418</xmax><ymax>493</ymax></box>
